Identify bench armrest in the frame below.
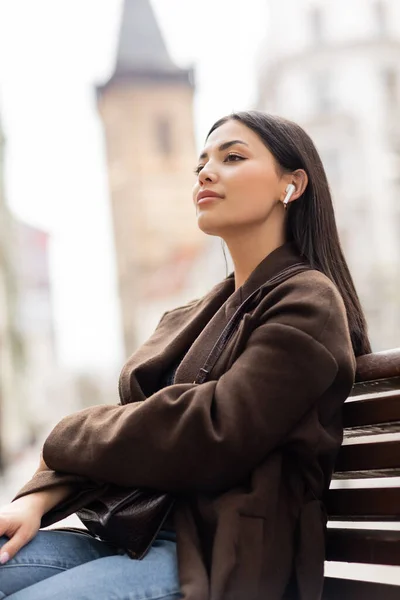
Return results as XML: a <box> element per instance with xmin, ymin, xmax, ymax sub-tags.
<box><xmin>355</xmin><ymin>348</ymin><xmax>400</xmax><ymax>382</ymax></box>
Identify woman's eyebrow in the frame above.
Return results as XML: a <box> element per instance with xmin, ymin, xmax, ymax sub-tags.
<box><xmin>199</xmin><ymin>140</ymin><xmax>249</xmax><ymax>161</ymax></box>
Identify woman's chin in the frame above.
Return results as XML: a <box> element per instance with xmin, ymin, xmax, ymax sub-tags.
<box><xmin>196</xmin><ymin>218</ymin><xmax>224</xmax><ymax>236</ymax></box>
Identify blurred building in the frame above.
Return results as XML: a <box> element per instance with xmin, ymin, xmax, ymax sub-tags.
<box><xmin>14</xmin><ymin>223</ymin><xmax>55</xmax><ymax>360</ymax></box>
<box><xmin>257</xmin><ymin>0</ymin><xmax>400</xmax><ymax>351</ymax></box>
<box><xmin>0</xmin><ymin>111</ymin><xmax>67</xmax><ymax>466</ymax></box>
<box><xmin>13</xmin><ymin>221</ymin><xmax>62</xmax><ymax>437</ymax></box>
<box><xmin>0</xmin><ymin>116</ymin><xmax>27</xmax><ymax>466</ymax></box>
<box><xmin>96</xmin><ymin>0</ymin><xmax>207</xmax><ymax>355</ymax></box>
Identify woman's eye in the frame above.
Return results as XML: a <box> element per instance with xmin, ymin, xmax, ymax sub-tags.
<box><xmin>224</xmin><ymin>153</ymin><xmax>243</xmax><ymax>162</ymax></box>
<box><xmin>193</xmin><ymin>154</ymin><xmax>244</xmax><ymax>175</ymax></box>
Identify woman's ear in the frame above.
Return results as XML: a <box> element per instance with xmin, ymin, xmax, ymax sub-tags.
<box><xmin>281</xmin><ymin>169</ymin><xmax>308</xmax><ymax>209</ymax></box>
<box><xmin>289</xmin><ymin>169</ymin><xmax>308</xmax><ymax>200</ymax></box>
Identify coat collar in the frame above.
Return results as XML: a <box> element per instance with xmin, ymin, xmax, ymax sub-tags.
<box><xmin>175</xmin><ymin>241</ymin><xmax>308</xmax><ymax>384</ymax></box>
<box><xmin>222</xmin><ymin>241</ymin><xmax>307</xmax><ymax>310</ymax></box>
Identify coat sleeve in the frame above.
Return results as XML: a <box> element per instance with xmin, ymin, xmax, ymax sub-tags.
<box><xmin>42</xmin><ymin>283</ymin><xmax>344</xmax><ymax>494</ymax></box>
<box><xmin>12</xmin><ymin>470</ymin><xmax>109</xmax><ymax>527</ymax></box>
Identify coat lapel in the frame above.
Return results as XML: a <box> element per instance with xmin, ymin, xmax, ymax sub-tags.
<box><xmin>175</xmin><ymin>242</ymin><xmax>308</xmax><ymax>385</ymax></box>
<box><xmin>119</xmin><ymin>277</ymin><xmax>234</xmax><ymax>400</ymax></box>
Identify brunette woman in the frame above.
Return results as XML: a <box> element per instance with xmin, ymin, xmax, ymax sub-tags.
<box><xmin>0</xmin><ymin>111</ymin><xmax>370</xmax><ymax>600</ymax></box>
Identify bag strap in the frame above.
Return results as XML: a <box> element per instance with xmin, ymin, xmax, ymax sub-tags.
<box><xmin>193</xmin><ymin>262</ymin><xmax>311</xmax><ymax>384</ymax></box>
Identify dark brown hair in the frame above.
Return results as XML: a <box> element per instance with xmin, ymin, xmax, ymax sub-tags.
<box><xmin>207</xmin><ymin>110</ymin><xmax>371</xmax><ymax>357</ymax></box>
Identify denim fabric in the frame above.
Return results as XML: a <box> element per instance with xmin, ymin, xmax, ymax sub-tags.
<box><xmin>0</xmin><ymin>529</ymin><xmax>181</xmax><ymax>599</ymax></box>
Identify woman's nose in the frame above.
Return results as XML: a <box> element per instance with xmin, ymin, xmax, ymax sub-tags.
<box><xmin>198</xmin><ymin>165</ymin><xmax>218</xmax><ymax>185</ymax></box>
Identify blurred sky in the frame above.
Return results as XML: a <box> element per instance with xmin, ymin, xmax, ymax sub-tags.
<box><xmin>0</xmin><ymin>0</ymin><xmax>267</xmax><ymax>371</ymax></box>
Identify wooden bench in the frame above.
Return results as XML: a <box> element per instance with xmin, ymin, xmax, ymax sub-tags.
<box><xmin>323</xmin><ymin>348</ymin><xmax>400</xmax><ymax>598</ymax></box>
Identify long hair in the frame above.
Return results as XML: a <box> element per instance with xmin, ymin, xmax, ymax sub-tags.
<box><xmin>207</xmin><ymin>111</ymin><xmax>371</xmax><ymax>357</ymax></box>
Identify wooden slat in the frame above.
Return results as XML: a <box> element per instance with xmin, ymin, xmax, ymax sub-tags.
<box><xmin>333</xmin><ymin>468</ymin><xmax>400</xmax><ymax>479</ymax></box>
<box><xmin>356</xmin><ymin>348</ymin><xmax>400</xmax><ymax>382</ymax></box>
<box><xmin>343</xmin><ymin>425</ymin><xmax>400</xmax><ymax>439</ymax></box>
<box><xmin>351</xmin><ymin>376</ymin><xmax>400</xmax><ymax>398</ymax></box>
<box><xmin>343</xmin><ymin>392</ymin><xmax>400</xmax><ymax>429</ymax></box>
<box><xmin>325</xmin><ymin>487</ymin><xmax>400</xmax><ymax>519</ymax></box>
<box><xmin>326</xmin><ymin>529</ymin><xmax>400</xmax><ymax>565</ymax></box>
<box><xmin>335</xmin><ymin>440</ymin><xmax>400</xmax><ymax>473</ymax></box>
<box><xmin>323</xmin><ymin>577</ymin><xmax>400</xmax><ymax>600</ymax></box>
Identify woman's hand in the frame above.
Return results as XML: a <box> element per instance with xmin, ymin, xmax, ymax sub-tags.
<box><xmin>0</xmin><ymin>495</ymin><xmax>43</xmax><ymax>564</ymax></box>
<box><xmin>0</xmin><ymin>485</ymin><xmax>72</xmax><ymax>564</ymax></box>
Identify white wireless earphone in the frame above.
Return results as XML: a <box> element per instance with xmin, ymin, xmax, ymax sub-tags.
<box><xmin>283</xmin><ymin>183</ymin><xmax>296</xmax><ymax>209</ymax></box>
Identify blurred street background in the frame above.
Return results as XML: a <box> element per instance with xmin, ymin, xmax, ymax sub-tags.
<box><xmin>0</xmin><ymin>0</ymin><xmax>399</xmax><ymax>587</ymax></box>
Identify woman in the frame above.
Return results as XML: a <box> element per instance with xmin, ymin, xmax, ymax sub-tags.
<box><xmin>0</xmin><ymin>111</ymin><xmax>370</xmax><ymax>600</ymax></box>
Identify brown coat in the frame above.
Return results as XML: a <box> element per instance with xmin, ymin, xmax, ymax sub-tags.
<box><xmin>15</xmin><ymin>242</ymin><xmax>356</xmax><ymax>600</ymax></box>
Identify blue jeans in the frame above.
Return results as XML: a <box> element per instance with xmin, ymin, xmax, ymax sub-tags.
<box><xmin>0</xmin><ymin>529</ymin><xmax>181</xmax><ymax>599</ymax></box>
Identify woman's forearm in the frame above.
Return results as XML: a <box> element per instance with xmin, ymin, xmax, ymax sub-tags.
<box><xmin>15</xmin><ymin>485</ymin><xmax>74</xmax><ymax>520</ymax></box>
<box><xmin>16</xmin><ymin>452</ymin><xmax>74</xmax><ymax>517</ymax></box>
<box><xmin>12</xmin><ymin>449</ymin><xmax>108</xmax><ymax>528</ymax></box>
<box><xmin>28</xmin><ymin>485</ymin><xmax>74</xmax><ymax>516</ymax></box>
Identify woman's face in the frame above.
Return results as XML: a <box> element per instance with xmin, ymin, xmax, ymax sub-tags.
<box><xmin>192</xmin><ymin>120</ymin><xmax>286</xmax><ymax>236</ymax></box>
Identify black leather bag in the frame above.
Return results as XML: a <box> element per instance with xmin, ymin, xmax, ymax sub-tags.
<box><xmin>77</xmin><ymin>487</ymin><xmax>174</xmax><ymax>559</ymax></box>
<box><xmin>77</xmin><ymin>262</ymin><xmax>310</xmax><ymax>559</ymax></box>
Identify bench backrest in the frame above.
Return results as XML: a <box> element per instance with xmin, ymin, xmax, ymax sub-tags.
<box><xmin>323</xmin><ymin>348</ymin><xmax>400</xmax><ymax>598</ymax></box>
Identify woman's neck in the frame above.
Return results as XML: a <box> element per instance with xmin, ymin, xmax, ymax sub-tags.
<box><xmin>224</xmin><ymin>226</ymin><xmax>286</xmax><ymax>291</ymax></box>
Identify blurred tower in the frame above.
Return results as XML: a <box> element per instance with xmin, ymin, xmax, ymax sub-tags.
<box><xmin>257</xmin><ymin>0</ymin><xmax>400</xmax><ymax>351</ymax></box>
<box><xmin>96</xmin><ymin>0</ymin><xmax>204</xmax><ymax>356</ymax></box>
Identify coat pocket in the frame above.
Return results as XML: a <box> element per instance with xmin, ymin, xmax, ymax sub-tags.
<box><xmin>294</xmin><ymin>499</ymin><xmax>326</xmax><ymax>600</ymax></box>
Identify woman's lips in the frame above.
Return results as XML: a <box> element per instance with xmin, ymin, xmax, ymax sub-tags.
<box><xmin>197</xmin><ymin>196</ymin><xmax>221</xmax><ymax>206</ymax></box>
